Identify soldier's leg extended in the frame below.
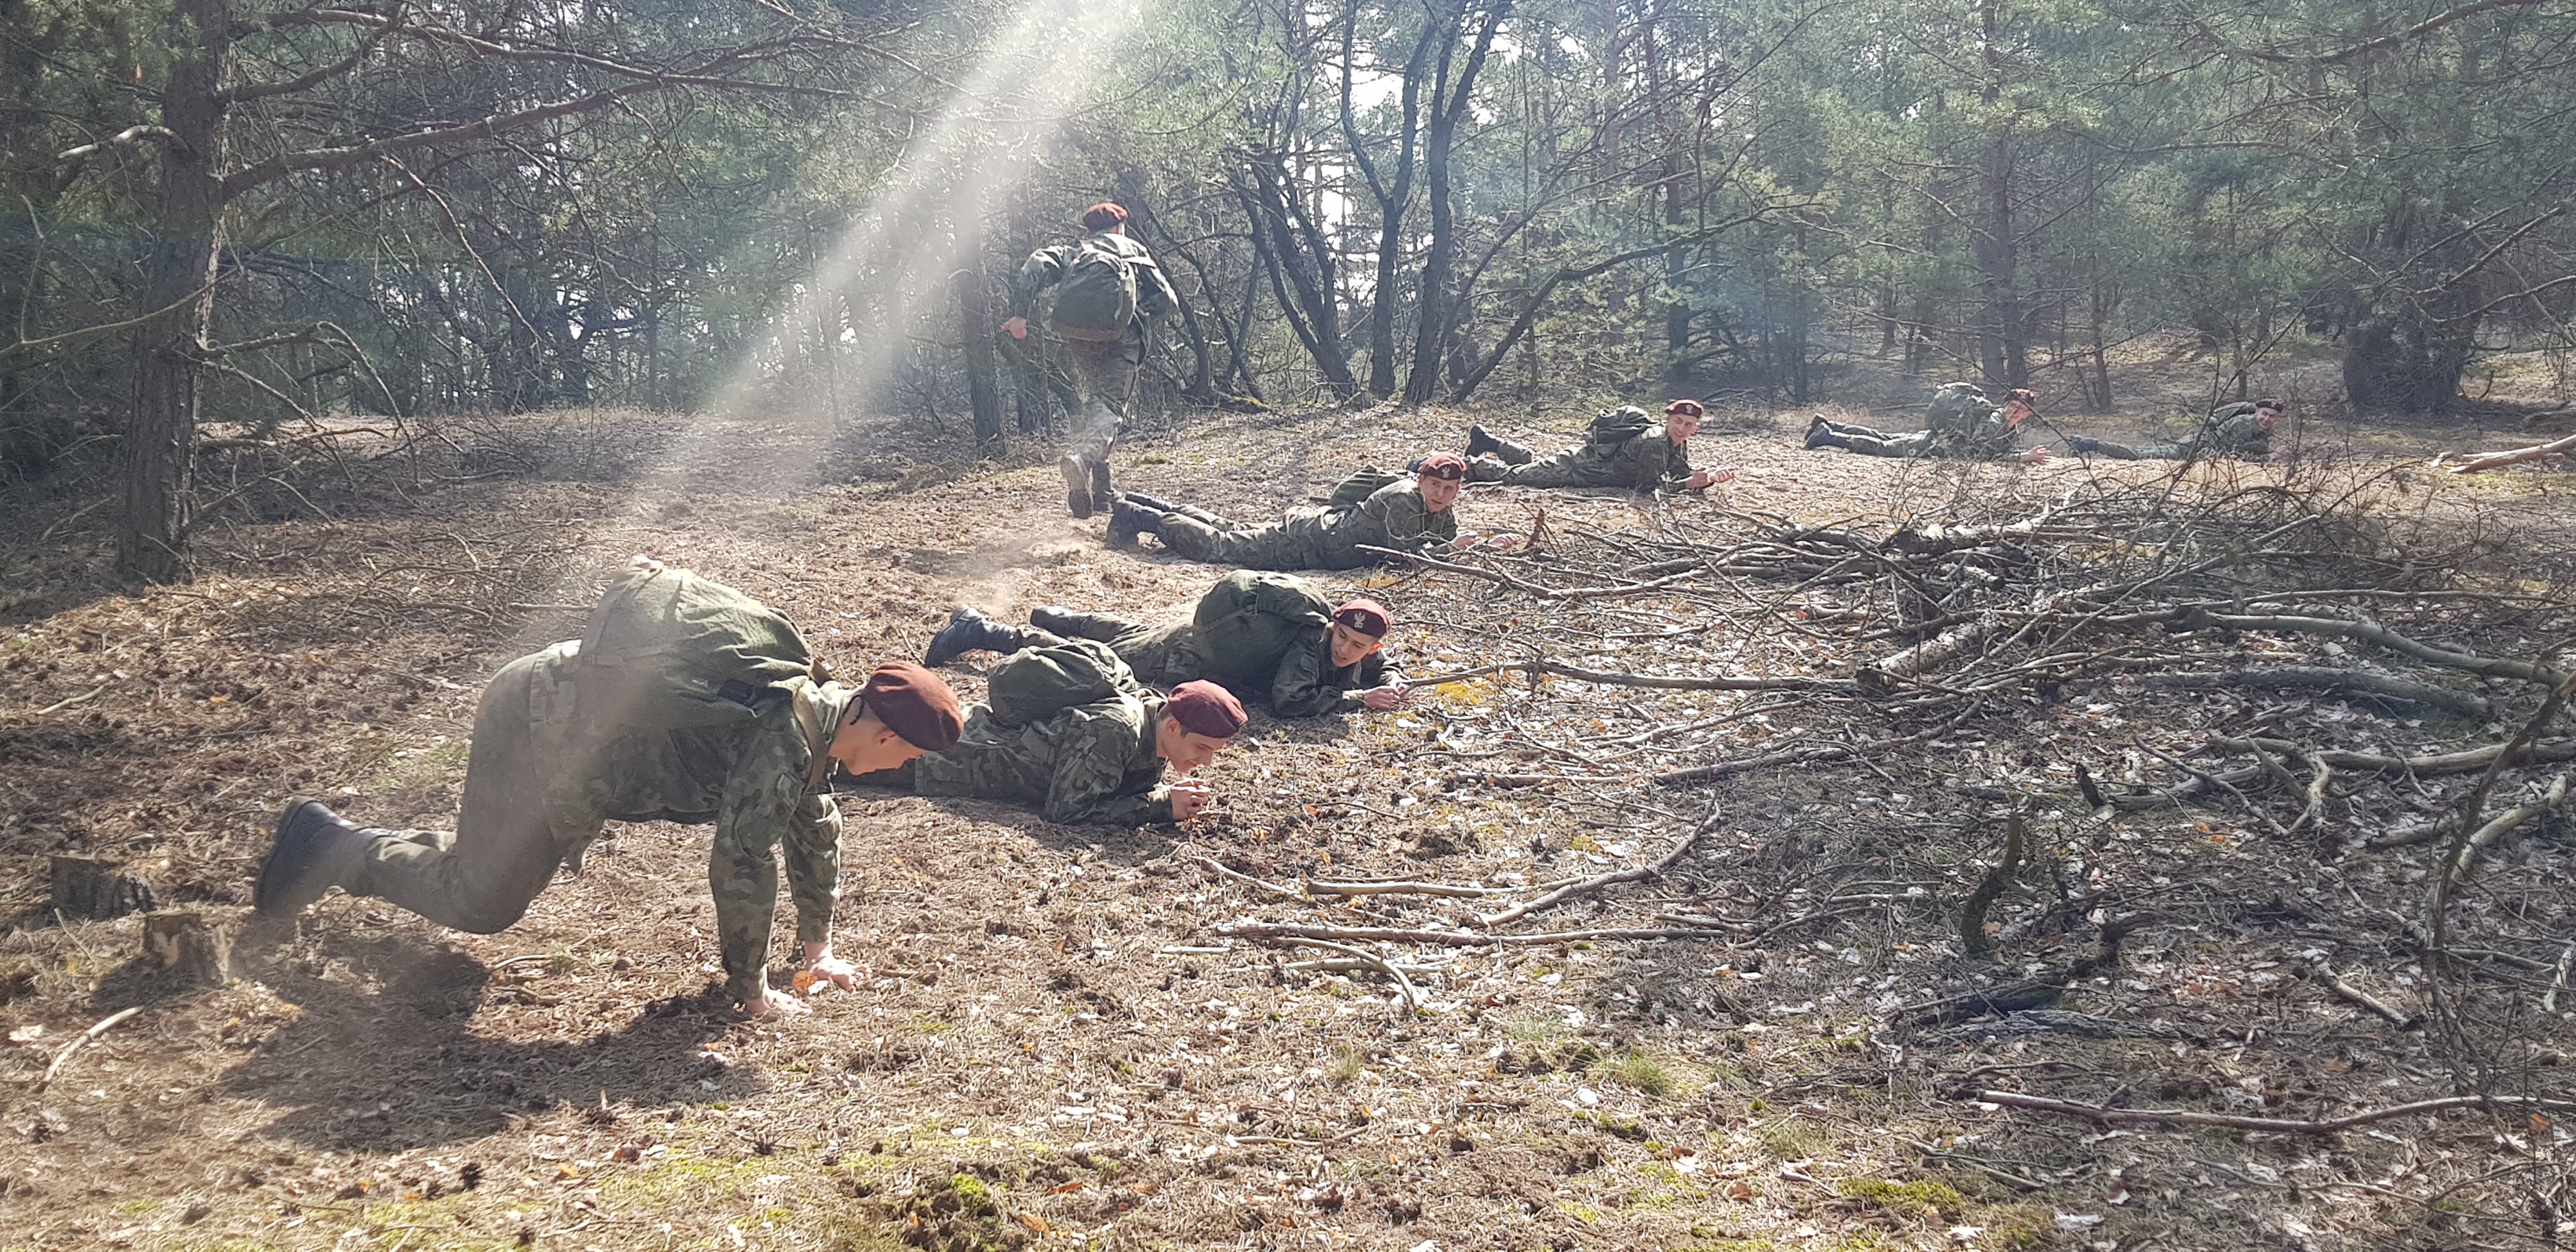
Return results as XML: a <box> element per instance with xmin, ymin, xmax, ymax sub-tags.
<box><xmin>1839</xmin><ymin>428</ymin><xmax>1933</xmax><ymax>458</ymax></box>
<box><xmin>339</xmin><ymin>652</ymin><xmax>586</xmax><ymax>933</ymax></box>
<box><xmin>1060</xmin><ymin>334</ymin><xmax>1144</xmax><ymax>515</ymax></box>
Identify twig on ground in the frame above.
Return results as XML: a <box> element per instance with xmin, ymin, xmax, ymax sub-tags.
<box><xmin>2297</xmin><ymin>961</ymin><xmax>2422</xmax><ymax>1030</ymax></box>
<box><xmin>1190</xmin><ymin>855</ymin><xmax>1309</xmax><ymax>902</ymax></box>
<box><xmin>1973</xmin><ymin>1088</ymin><xmax>2576</xmax><ymax>1134</ymax></box>
<box><xmin>1476</xmin><ymin>815</ymin><xmax>1714</xmax><ymax>928</ymax></box>
<box><xmin>35</xmin><ymin>1005</ymin><xmax>144</xmax><ymax>1092</ymax></box>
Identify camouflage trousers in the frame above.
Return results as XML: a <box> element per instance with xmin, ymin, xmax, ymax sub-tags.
<box><xmin>1015</xmin><ymin>613</ymin><xmax>1209</xmax><ymax>688</ymax></box>
<box><xmin>1064</xmin><ymin>332</ymin><xmax>1144</xmax><ymax>462</ymax></box>
<box><xmin>340</xmin><ymin>647</ymin><xmax>597</xmax><ymax>933</ymax></box>
<box><xmin>1465</xmin><ymin>434</ymin><xmax>1597</xmax><ymax>487</ymax></box>
<box><xmin>1817</xmin><ymin>420</ymin><xmax>1935</xmax><ymax>459</ymax></box>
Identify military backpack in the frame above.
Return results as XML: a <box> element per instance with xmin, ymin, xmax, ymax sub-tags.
<box><xmin>1924</xmin><ymin>382</ymin><xmax>1992</xmax><ymax>433</ymax></box>
<box><xmin>985</xmin><ymin>638</ymin><xmax>1146</xmax><ymax>728</ymax></box>
<box><xmin>1050</xmin><ymin>236</ymin><xmax>1152</xmax><ymax>342</ymax></box>
<box><xmin>1190</xmin><ymin>570</ymin><xmax>1331</xmax><ymax>683</ymax></box>
<box><xmin>572</xmin><ymin>560</ymin><xmax>819</xmax><ymax>734</ymax></box>
<box><xmin>1324</xmin><ymin>465</ymin><xmax>1404</xmax><ymax>508</ymax></box>
<box><xmin>1583</xmin><ymin>405</ymin><xmax>1655</xmax><ymax>452</ymax></box>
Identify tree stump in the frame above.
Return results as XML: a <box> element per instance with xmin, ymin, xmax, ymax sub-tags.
<box><xmin>49</xmin><ymin>855</ymin><xmax>155</xmax><ymax>921</ymax></box>
<box><xmin>142</xmin><ymin>910</ymin><xmax>234</xmax><ymax>985</ymax></box>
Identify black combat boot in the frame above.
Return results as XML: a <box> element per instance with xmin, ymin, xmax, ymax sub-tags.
<box><xmin>254</xmin><ymin>800</ymin><xmax>378</xmax><ymax>919</ymax></box>
<box><xmin>1117</xmin><ymin>490</ymin><xmax>1178</xmax><ymax>514</ymax></box>
<box><xmin>1058</xmin><ymin>454</ymin><xmax>1095</xmax><ymax>519</ymax></box>
<box><xmin>1105</xmin><ymin>498</ymin><xmax>1161</xmax><ymax>548</ymax></box>
<box><xmin>1464</xmin><ymin>424</ymin><xmax>1501</xmax><ymax>459</ymax></box>
<box><xmin>1804</xmin><ymin>415</ymin><xmax>1847</xmax><ymax>450</ymax></box>
<box><xmin>923</xmin><ymin>606</ymin><xmax>1021</xmax><ymax>668</ymax></box>
<box><xmin>1029</xmin><ymin>605</ymin><xmax>1082</xmax><ymax>635</ymax></box>
<box><xmin>1090</xmin><ymin>457</ymin><xmax>1116</xmax><ymax>515</ymax></box>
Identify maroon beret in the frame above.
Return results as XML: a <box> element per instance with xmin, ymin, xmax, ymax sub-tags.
<box><xmin>859</xmin><ymin>662</ymin><xmax>965</xmax><ymax>751</ymax></box>
<box><xmin>1333</xmin><ymin>598</ymin><xmax>1391</xmax><ymax>638</ymax></box>
<box><xmin>1082</xmin><ymin>202</ymin><xmax>1129</xmax><ymax>231</ymax></box>
<box><xmin>1416</xmin><ymin>452</ymin><xmax>1467</xmax><ymax>481</ymax></box>
<box><xmin>1665</xmin><ymin>399</ymin><xmax>1705</xmax><ymax>417</ymax></box>
<box><xmin>1165</xmin><ymin>680</ymin><xmax>1246</xmax><ymax>740</ymax></box>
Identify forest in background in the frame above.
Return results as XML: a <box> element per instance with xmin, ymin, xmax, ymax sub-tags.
<box><xmin>4</xmin><ymin>0</ymin><xmax>2576</xmax><ymax>579</ymax></box>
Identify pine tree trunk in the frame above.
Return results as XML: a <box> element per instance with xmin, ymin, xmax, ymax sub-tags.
<box><xmin>119</xmin><ymin>0</ymin><xmax>231</xmax><ymax>584</ymax></box>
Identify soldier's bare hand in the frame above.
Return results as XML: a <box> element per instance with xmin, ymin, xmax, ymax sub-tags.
<box><xmin>1003</xmin><ymin>316</ymin><xmax>1029</xmax><ymax>340</ymax></box>
<box><xmin>1170</xmin><ymin>780</ymin><xmax>1213</xmax><ymax>821</ymax></box>
<box><xmin>1690</xmin><ymin>467</ymin><xmax>1737</xmax><ymax>489</ymax></box>
<box><xmin>738</xmin><ymin>989</ymin><xmax>811</xmax><ymax>1019</ymax></box>
<box><xmin>1361</xmin><ymin>684</ymin><xmax>1407</xmax><ymax>711</ymax></box>
<box><xmin>2021</xmin><ymin>447</ymin><xmax>2056</xmax><ymax>465</ymax></box>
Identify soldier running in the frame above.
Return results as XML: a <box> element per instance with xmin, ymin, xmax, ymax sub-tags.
<box><xmin>252</xmin><ymin>563</ymin><xmax>966</xmax><ymax>1020</ymax></box>
<box><xmin>2067</xmin><ymin>398</ymin><xmax>2283</xmax><ymax>462</ymax></box>
<box><xmin>1462</xmin><ymin>399</ymin><xmax>1737</xmax><ymax>491</ymax></box>
<box><xmin>845</xmin><ymin>669</ymin><xmax>1245</xmax><ymax>826</ymax></box>
<box><xmin>921</xmin><ymin>571</ymin><xmax>1409</xmax><ymax>717</ymax></box>
<box><xmin>1804</xmin><ymin>384</ymin><xmax>2056</xmax><ymax>464</ymax></box>
<box><xmin>1004</xmin><ymin>202</ymin><xmax>1179</xmax><ymax>519</ymax></box>
<box><xmin>1105</xmin><ymin>453</ymin><xmax>1516</xmax><ymax>569</ymax></box>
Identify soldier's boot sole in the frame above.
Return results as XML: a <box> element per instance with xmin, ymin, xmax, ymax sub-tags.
<box><xmin>254</xmin><ymin>800</ymin><xmax>374</xmax><ymax>919</ymax></box>
<box><xmin>1464</xmin><ymin>424</ymin><xmax>1501</xmax><ymax>459</ymax></box>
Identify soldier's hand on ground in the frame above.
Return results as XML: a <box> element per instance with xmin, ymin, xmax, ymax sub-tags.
<box><xmin>2020</xmin><ymin>446</ymin><xmax>2056</xmax><ymax>465</ymax></box>
<box><xmin>1003</xmin><ymin>316</ymin><xmax>1029</xmax><ymax>340</ymax></box>
<box><xmin>738</xmin><ymin>988</ymin><xmax>812</xmax><ymax>1019</ymax></box>
<box><xmin>1169</xmin><ymin>779</ymin><xmax>1213</xmax><ymax>821</ymax></box>
<box><xmin>1360</xmin><ymin>683</ymin><xmax>1410</xmax><ymax>711</ymax></box>
<box><xmin>1687</xmin><ymin>467</ymin><xmax>1737</xmax><ymax>489</ymax></box>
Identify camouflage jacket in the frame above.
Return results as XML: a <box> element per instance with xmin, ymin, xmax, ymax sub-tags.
<box><xmin>2094</xmin><ymin>402</ymin><xmax>2271</xmax><ymax>461</ymax></box>
<box><xmin>1920</xmin><ymin>398</ymin><xmax>2017</xmax><ymax>460</ymax></box>
<box><xmin>529</xmin><ymin>641</ymin><xmax>848</xmax><ymax>1006</ymax></box>
<box><xmin>1515</xmin><ymin>418</ymin><xmax>1698</xmax><ymax>489</ymax></box>
<box><xmin>1016</xmin><ymin>231</ymin><xmax>1180</xmax><ymax>328</ymax></box>
<box><xmin>1107</xmin><ymin>620</ymin><xmax>1390</xmax><ymax>716</ymax></box>
<box><xmin>911</xmin><ymin>693</ymin><xmax>1173</xmax><ymax>825</ymax></box>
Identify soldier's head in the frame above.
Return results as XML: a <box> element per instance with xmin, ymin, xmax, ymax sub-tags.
<box><xmin>1157</xmin><ymin>681</ymin><xmax>1245</xmax><ymax>772</ymax></box>
<box><xmin>1083</xmin><ymin>202</ymin><xmax>1129</xmax><ymax>234</ymax></box>
<box><xmin>2003</xmin><ymin>389</ymin><xmax>2039</xmax><ymax>427</ymax></box>
<box><xmin>2255</xmin><ymin>398</ymin><xmax>2285</xmax><ymax>430</ymax></box>
<box><xmin>1414</xmin><ymin>452</ymin><xmax>1467</xmax><ymax>512</ymax></box>
<box><xmin>829</xmin><ymin>662</ymin><xmax>965</xmax><ymax>774</ymax></box>
<box><xmin>1664</xmin><ymin>399</ymin><xmax>1705</xmax><ymax>441</ymax></box>
<box><xmin>1328</xmin><ymin>599</ymin><xmax>1392</xmax><ymax>669</ymax></box>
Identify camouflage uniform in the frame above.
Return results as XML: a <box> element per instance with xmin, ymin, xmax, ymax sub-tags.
<box><xmin>1466</xmin><ymin>409</ymin><xmax>1701</xmax><ymax>489</ymax></box>
<box><xmin>343</xmin><ymin>641</ymin><xmax>847</xmax><ymax>1005</ymax></box>
<box><xmin>859</xmin><ymin>693</ymin><xmax>1176</xmax><ymax>825</ymax></box>
<box><xmin>2088</xmin><ymin>402</ymin><xmax>2271</xmax><ymax>461</ymax></box>
<box><xmin>1150</xmin><ymin>480</ymin><xmax>1458</xmax><ymax>570</ymax></box>
<box><xmin>1009</xmin><ymin>604</ymin><xmax>1393</xmax><ymax>718</ymax></box>
<box><xmin>1820</xmin><ymin>392</ymin><xmax>2018</xmax><ymax>460</ymax></box>
<box><xmin>1018</xmin><ymin>231</ymin><xmax>1179</xmax><ymax>462</ymax></box>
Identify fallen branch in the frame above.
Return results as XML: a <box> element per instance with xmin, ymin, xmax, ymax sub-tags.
<box><xmin>1307</xmin><ymin>879</ymin><xmax>1526</xmax><ymax>899</ymax></box>
<box><xmin>1189</xmin><ymin>855</ymin><xmax>1308</xmax><ymax>902</ymax></box>
<box><xmin>2123</xmin><ymin>667</ymin><xmax>2491</xmax><ymax>719</ymax></box>
<box><xmin>2446</xmin><ymin>773</ymin><xmax>2570</xmax><ymax>881</ymax></box>
<box><xmin>34</xmin><ymin>1006</ymin><xmax>145</xmax><ymax>1092</ymax></box>
<box><xmin>2209</xmin><ymin>737</ymin><xmax>2576</xmax><ymax>777</ymax></box>
<box><xmin>1476</xmin><ymin>818</ymin><xmax>1713</xmax><ymax>928</ymax></box>
<box><xmin>1972</xmin><ymin>1088</ymin><xmax>2576</xmax><ymax>1134</ymax></box>
<box><xmin>2297</xmin><ymin>963</ymin><xmax>2421</xmax><ymax>1030</ymax></box>
<box><xmin>1215</xmin><ymin>922</ymin><xmax>1731</xmax><ymax>949</ymax></box>
<box><xmin>1959</xmin><ymin>814</ymin><xmax>2025</xmax><ymax>959</ymax></box>
<box><xmin>1253</xmin><ymin>936</ymin><xmax>1422</xmax><ymax>1009</ymax></box>
<box><xmin>2191</xmin><ymin>609</ymin><xmax>2564</xmax><ymax>687</ymax></box>
<box><xmin>31</xmin><ymin>683</ymin><xmax>111</xmax><ymax>717</ymax></box>
<box><xmin>2444</xmin><ymin>431</ymin><xmax>2576</xmax><ymax>473</ymax></box>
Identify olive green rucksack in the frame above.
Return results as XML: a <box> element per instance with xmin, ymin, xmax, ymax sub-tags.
<box><xmin>1050</xmin><ymin>236</ymin><xmax>1151</xmax><ymax>343</ymax></box>
<box><xmin>1583</xmin><ymin>405</ymin><xmax>1655</xmax><ymax>452</ymax></box>
<box><xmin>572</xmin><ymin>560</ymin><xmax>819</xmax><ymax>733</ymax></box>
<box><xmin>1324</xmin><ymin>465</ymin><xmax>1404</xmax><ymax>508</ymax></box>
<box><xmin>1190</xmin><ymin>570</ymin><xmax>1331</xmax><ymax>685</ymax></box>
<box><xmin>986</xmin><ymin>638</ymin><xmax>1146</xmax><ymax>728</ymax></box>
<box><xmin>1924</xmin><ymin>382</ymin><xmax>1991</xmax><ymax>433</ymax></box>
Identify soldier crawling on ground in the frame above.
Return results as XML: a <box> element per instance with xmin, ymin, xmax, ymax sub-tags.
<box><xmin>843</xmin><ymin>641</ymin><xmax>1246</xmax><ymax>826</ymax></box>
<box><xmin>1804</xmin><ymin>383</ymin><xmax>2057</xmax><ymax>464</ymax></box>
<box><xmin>1005</xmin><ymin>201</ymin><xmax>1179</xmax><ymax>520</ymax></box>
<box><xmin>2065</xmin><ymin>397</ymin><xmax>2285</xmax><ymax>462</ymax></box>
<box><xmin>921</xmin><ymin>570</ymin><xmax>1409</xmax><ymax>717</ymax></box>
<box><xmin>1103</xmin><ymin>453</ymin><xmax>1519</xmax><ymax>570</ymax></box>
<box><xmin>1462</xmin><ymin>399</ymin><xmax>1738</xmax><ymax>492</ymax></box>
<box><xmin>252</xmin><ymin>561</ymin><xmax>966</xmax><ymax>1019</ymax></box>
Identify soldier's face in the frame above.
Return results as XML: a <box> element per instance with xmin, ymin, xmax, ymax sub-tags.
<box><xmin>2257</xmin><ymin>406</ymin><xmax>2281</xmax><ymax>430</ymax></box>
<box><xmin>2004</xmin><ymin>401</ymin><xmax>2034</xmax><ymax>427</ymax></box>
<box><xmin>1328</xmin><ymin>622</ymin><xmax>1384</xmax><ymax>669</ymax></box>
<box><xmin>828</xmin><ymin>720</ymin><xmax>927</xmax><ymax>775</ymax></box>
<box><xmin>1157</xmin><ymin>717</ymin><xmax>1229</xmax><ymax>772</ymax></box>
<box><xmin>1666</xmin><ymin>413</ymin><xmax>1702</xmax><ymax>441</ymax></box>
<box><xmin>1418</xmin><ymin>474</ymin><xmax>1462</xmax><ymax>512</ymax></box>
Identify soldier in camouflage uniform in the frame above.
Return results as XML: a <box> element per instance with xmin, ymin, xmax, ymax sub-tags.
<box><xmin>253</xmin><ymin>642</ymin><xmax>963</xmax><ymax>1021</ymax></box>
<box><xmin>1106</xmin><ymin>454</ymin><xmax>1514</xmax><ymax>570</ymax></box>
<box><xmin>846</xmin><ymin>680</ymin><xmax>1246</xmax><ymax>826</ymax></box>
<box><xmin>919</xmin><ymin>576</ymin><xmax>1408</xmax><ymax>717</ymax></box>
<box><xmin>1004</xmin><ymin>202</ymin><xmax>1180</xmax><ymax>519</ymax></box>
<box><xmin>1462</xmin><ymin>399</ymin><xmax>1737</xmax><ymax>491</ymax></box>
<box><xmin>1805</xmin><ymin>385</ymin><xmax>2056</xmax><ymax>464</ymax></box>
<box><xmin>2069</xmin><ymin>398</ymin><xmax>2282</xmax><ymax>462</ymax></box>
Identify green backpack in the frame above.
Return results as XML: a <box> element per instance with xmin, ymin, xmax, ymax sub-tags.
<box><xmin>1324</xmin><ymin>465</ymin><xmax>1404</xmax><ymax>508</ymax></box>
<box><xmin>986</xmin><ymin>638</ymin><xmax>1145</xmax><ymax>728</ymax></box>
<box><xmin>572</xmin><ymin>561</ymin><xmax>818</xmax><ymax>733</ymax></box>
<box><xmin>1583</xmin><ymin>405</ymin><xmax>1654</xmax><ymax>453</ymax></box>
<box><xmin>1050</xmin><ymin>236</ymin><xmax>1149</xmax><ymax>343</ymax></box>
<box><xmin>1190</xmin><ymin>570</ymin><xmax>1331</xmax><ymax>683</ymax></box>
<box><xmin>1924</xmin><ymin>383</ymin><xmax>1991</xmax><ymax>432</ymax></box>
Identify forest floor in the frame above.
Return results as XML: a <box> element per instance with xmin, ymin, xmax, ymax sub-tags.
<box><xmin>1</xmin><ymin>359</ymin><xmax>2573</xmax><ymax>1252</ymax></box>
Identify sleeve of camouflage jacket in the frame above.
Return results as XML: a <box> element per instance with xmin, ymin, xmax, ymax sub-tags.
<box><xmin>1268</xmin><ymin>630</ymin><xmax>1368</xmax><ymax>717</ymax></box>
<box><xmin>1137</xmin><ymin>248</ymin><xmax>1180</xmax><ymax>323</ymax></box>
<box><xmin>707</xmin><ymin>707</ymin><xmax>845</xmax><ymax>1005</ymax></box>
<box><xmin>1041</xmin><ymin>707</ymin><xmax>1172</xmax><ymax>825</ymax></box>
<box><xmin>1614</xmin><ymin>430</ymin><xmax>1697</xmax><ymax>489</ymax></box>
<box><xmin>1364</xmin><ymin>485</ymin><xmax>1458</xmax><ymax>553</ymax></box>
<box><xmin>1015</xmin><ymin>245</ymin><xmax>1071</xmax><ymax>311</ymax></box>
